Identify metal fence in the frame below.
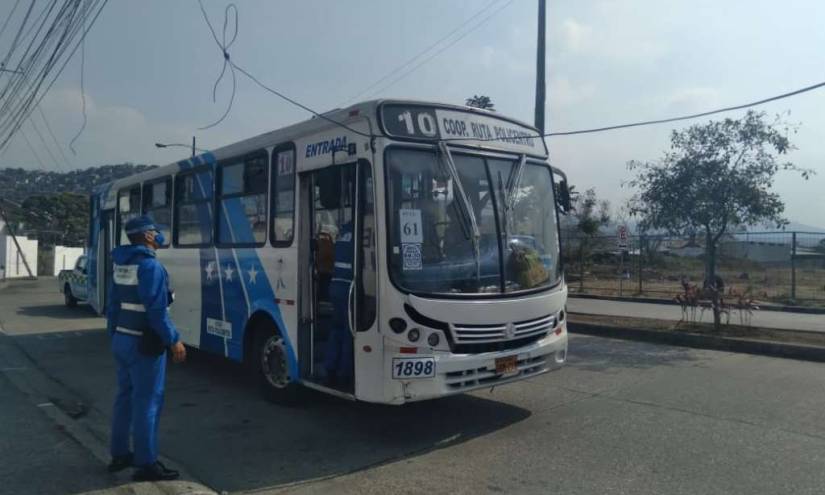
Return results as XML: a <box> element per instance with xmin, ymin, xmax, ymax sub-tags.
<box><xmin>561</xmin><ymin>231</ymin><xmax>825</xmax><ymax>306</ymax></box>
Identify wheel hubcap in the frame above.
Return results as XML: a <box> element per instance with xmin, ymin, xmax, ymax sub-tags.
<box><xmin>261</xmin><ymin>336</ymin><xmax>289</xmax><ymax>389</ymax></box>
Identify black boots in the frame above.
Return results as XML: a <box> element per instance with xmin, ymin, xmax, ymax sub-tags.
<box><xmin>107</xmin><ymin>453</ymin><xmax>133</xmax><ymax>473</ymax></box>
<box><xmin>132</xmin><ymin>461</ymin><xmax>180</xmax><ymax>481</ymax></box>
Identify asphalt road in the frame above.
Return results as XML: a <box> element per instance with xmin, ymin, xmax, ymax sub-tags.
<box><xmin>2</xmin><ymin>278</ymin><xmax>825</xmax><ymax>495</ymax></box>
<box><xmin>568</xmin><ymin>297</ymin><xmax>825</xmax><ymax>332</ymax></box>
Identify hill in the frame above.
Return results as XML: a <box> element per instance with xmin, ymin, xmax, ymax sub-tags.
<box><xmin>0</xmin><ymin>163</ymin><xmax>157</xmax><ymax>204</ymax></box>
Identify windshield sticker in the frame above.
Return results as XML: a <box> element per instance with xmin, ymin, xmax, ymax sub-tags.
<box><xmin>399</xmin><ymin>209</ymin><xmax>423</xmax><ymax>244</ymax></box>
<box><xmin>402</xmin><ymin>243</ymin><xmax>423</xmax><ymax>271</ymax></box>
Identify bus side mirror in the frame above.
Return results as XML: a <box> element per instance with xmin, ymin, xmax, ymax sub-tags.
<box><xmin>558</xmin><ymin>179</ymin><xmax>572</xmax><ymax>213</ymax></box>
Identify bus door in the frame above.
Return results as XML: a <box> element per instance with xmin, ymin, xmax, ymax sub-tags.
<box><xmin>99</xmin><ymin>209</ymin><xmax>115</xmax><ymax>312</ymax></box>
<box><xmin>299</xmin><ymin>162</ymin><xmax>360</xmax><ymax>393</ymax></box>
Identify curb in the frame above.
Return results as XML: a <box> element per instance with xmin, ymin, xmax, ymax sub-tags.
<box><xmin>0</xmin><ymin>332</ymin><xmax>217</xmax><ymax>495</ymax></box>
<box><xmin>569</xmin><ymin>293</ymin><xmax>825</xmax><ymax>315</ymax></box>
<box><xmin>568</xmin><ymin>321</ymin><xmax>825</xmax><ymax>363</ymax></box>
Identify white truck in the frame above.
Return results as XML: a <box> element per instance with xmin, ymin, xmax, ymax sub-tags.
<box><xmin>57</xmin><ymin>255</ymin><xmax>88</xmax><ymax>307</ymax></box>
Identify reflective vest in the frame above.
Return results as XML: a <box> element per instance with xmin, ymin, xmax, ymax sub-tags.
<box><xmin>112</xmin><ymin>253</ymin><xmax>151</xmax><ymax>337</ymax></box>
<box><xmin>331</xmin><ymin>224</ymin><xmax>354</xmax><ymax>286</ymax></box>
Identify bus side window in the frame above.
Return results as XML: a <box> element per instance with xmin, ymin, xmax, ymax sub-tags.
<box><xmin>174</xmin><ymin>169</ymin><xmax>214</xmax><ymax>247</ymax></box>
<box><xmin>217</xmin><ymin>151</ymin><xmax>268</xmax><ymax>246</ymax></box>
<box><xmin>117</xmin><ymin>186</ymin><xmax>141</xmax><ymax>246</ymax></box>
<box><xmin>142</xmin><ymin>178</ymin><xmax>172</xmax><ymax>248</ymax></box>
<box><xmin>271</xmin><ymin>144</ymin><xmax>296</xmax><ymax>246</ymax></box>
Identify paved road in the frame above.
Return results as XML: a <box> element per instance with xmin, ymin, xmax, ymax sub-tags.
<box><xmin>568</xmin><ymin>297</ymin><xmax>825</xmax><ymax>332</ymax></box>
<box><xmin>2</xmin><ymin>279</ymin><xmax>825</xmax><ymax>494</ymax></box>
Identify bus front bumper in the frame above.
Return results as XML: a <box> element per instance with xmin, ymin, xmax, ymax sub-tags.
<box><xmin>391</xmin><ymin>324</ymin><xmax>568</xmax><ymax>404</ymax></box>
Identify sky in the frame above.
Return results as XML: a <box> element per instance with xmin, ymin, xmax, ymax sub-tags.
<box><xmin>1</xmin><ymin>0</ymin><xmax>824</xmax><ymax>228</ymax></box>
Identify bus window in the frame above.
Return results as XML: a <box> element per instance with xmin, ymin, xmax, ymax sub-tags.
<box><xmin>142</xmin><ymin>178</ymin><xmax>172</xmax><ymax>248</ymax></box>
<box><xmin>174</xmin><ymin>169</ymin><xmax>214</xmax><ymax>247</ymax></box>
<box><xmin>217</xmin><ymin>152</ymin><xmax>268</xmax><ymax>246</ymax></box>
<box><xmin>271</xmin><ymin>145</ymin><xmax>295</xmax><ymax>246</ymax></box>
<box><xmin>117</xmin><ymin>186</ymin><xmax>141</xmax><ymax>245</ymax></box>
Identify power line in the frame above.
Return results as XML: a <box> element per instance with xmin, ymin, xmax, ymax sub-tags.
<box><xmin>364</xmin><ymin>0</ymin><xmax>515</xmax><ymax>99</ymax></box>
<box><xmin>36</xmin><ymin>104</ymin><xmax>73</xmax><ymax>167</ymax></box>
<box><xmin>436</xmin><ymin>80</ymin><xmax>825</xmax><ymax>142</ymax></box>
<box><xmin>0</xmin><ymin>0</ymin><xmax>24</xmax><ymax>45</ymax></box>
<box><xmin>197</xmin><ymin>1</ymin><xmax>238</xmax><ymax>130</ymax></box>
<box><xmin>28</xmin><ymin>117</ymin><xmax>62</xmax><ymax>170</ymax></box>
<box><xmin>197</xmin><ymin>1</ymin><xmax>371</xmax><ymax>138</ymax></box>
<box><xmin>69</xmin><ymin>18</ymin><xmax>86</xmax><ymax>154</ymax></box>
<box><xmin>18</xmin><ymin>127</ymin><xmax>46</xmax><ymax>170</ymax></box>
<box><xmin>0</xmin><ymin>0</ymin><xmax>108</xmax><ymax>153</ymax></box>
<box><xmin>344</xmin><ymin>0</ymin><xmax>503</xmax><ymax>105</ymax></box>
<box><xmin>543</xmin><ymin>80</ymin><xmax>825</xmax><ymax>137</ymax></box>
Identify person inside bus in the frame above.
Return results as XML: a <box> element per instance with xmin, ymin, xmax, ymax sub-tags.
<box><xmin>107</xmin><ymin>215</ymin><xmax>186</xmax><ymax>481</ymax></box>
<box><xmin>323</xmin><ymin>220</ymin><xmax>354</xmax><ymax>387</ymax></box>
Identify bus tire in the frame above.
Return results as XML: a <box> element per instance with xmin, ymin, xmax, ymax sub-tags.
<box><xmin>251</xmin><ymin>325</ymin><xmax>302</xmax><ymax>405</ymax></box>
<box><xmin>64</xmin><ymin>284</ymin><xmax>78</xmax><ymax>308</ymax></box>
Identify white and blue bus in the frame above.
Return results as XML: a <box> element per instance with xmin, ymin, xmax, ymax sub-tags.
<box><xmin>85</xmin><ymin>100</ymin><xmax>571</xmax><ymax>404</ymax></box>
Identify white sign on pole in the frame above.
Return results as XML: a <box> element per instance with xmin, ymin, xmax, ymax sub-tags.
<box><xmin>617</xmin><ymin>225</ymin><xmax>629</xmax><ymax>249</ymax></box>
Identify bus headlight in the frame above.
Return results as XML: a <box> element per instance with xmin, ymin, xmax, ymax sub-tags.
<box><xmin>427</xmin><ymin>333</ymin><xmax>440</xmax><ymax>347</ymax></box>
<box><xmin>407</xmin><ymin>328</ymin><xmax>420</xmax><ymax>342</ymax></box>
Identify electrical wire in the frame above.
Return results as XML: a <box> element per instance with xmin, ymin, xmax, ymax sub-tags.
<box><xmin>439</xmin><ymin>79</ymin><xmax>825</xmax><ymax>142</ymax></box>
<box><xmin>344</xmin><ymin>0</ymin><xmax>503</xmax><ymax>105</ymax></box>
<box><xmin>197</xmin><ymin>0</ymin><xmax>238</xmax><ymax>130</ymax></box>
<box><xmin>69</xmin><ymin>19</ymin><xmax>86</xmax><ymax>154</ymax></box>
<box><xmin>0</xmin><ymin>0</ymin><xmax>24</xmax><ymax>46</ymax></box>
<box><xmin>0</xmin><ymin>0</ymin><xmax>108</xmax><ymax>153</ymax></box>
<box><xmin>196</xmin><ymin>3</ymin><xmax>824</xmax><ymax>148</ymax></box>
<box><xmin>197</xmin><ymin>1</ymin><xmax>372</xmax><ymax>138</ymax></box>
<box><xmin>364</xmin><ymin>0</ymin><xmax>515</xmax><ymax>99</ymax></box>
<box><xmin>28</xmin><ymin>117</ymin><xmax>62</xmax><ymax>170</ymax></box>
<box><xmin>18</xmin><ymin>127</ymin><xmax>46</xmax><ymax>170</ymax></box>
<box><xmin>36</xmin><ymin>104</ymin><xmax>73</xmax><ymax>167</ymax></box>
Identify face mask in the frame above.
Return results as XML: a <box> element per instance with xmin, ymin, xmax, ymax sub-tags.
<box><xmin>153</xmin><ymin>231</ymin><xmax>166</xmax><ymax>248</ymax></box>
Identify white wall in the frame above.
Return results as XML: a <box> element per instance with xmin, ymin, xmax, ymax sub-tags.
<box><xmin>52</xmin><ymin>246</ymin><xmax>85</xmax><ymax>276</ymax></box>
<box><xmin>0</xmin><ymin>235</ymin><xmax>38</xmax><ymax>279</ymax></box>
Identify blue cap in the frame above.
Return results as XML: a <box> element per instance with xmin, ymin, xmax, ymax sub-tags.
<box><xmin>124</xmin><ymin>215</ymin><xmax>158</xmax><ymax>235</ymax></box>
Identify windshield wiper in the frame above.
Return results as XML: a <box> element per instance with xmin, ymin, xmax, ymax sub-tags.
<box><xmin>437</xmin><ymin>142</ymin><xmax>481</xmax><ymax>282</ymax></box>
<box><xmin>501</xmin><ymin>154</ymin><xmax>526</xmax><ymax>251</ymax></box>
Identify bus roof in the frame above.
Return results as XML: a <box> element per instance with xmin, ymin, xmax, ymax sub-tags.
<box><xmin>96</xmin><ymin>99</ymin><xmax>547</xmax><ymax>197</ymax></box>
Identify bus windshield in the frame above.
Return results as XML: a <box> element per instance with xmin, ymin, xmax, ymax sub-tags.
<box><xmin>385</xmin><ymin>147</ymin><xmax>560</xmax><ymax>295</ymax></box>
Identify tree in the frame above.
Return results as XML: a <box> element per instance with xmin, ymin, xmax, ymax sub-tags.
<box><xmin>568</xmin><ymin>188</ymin><xmax>611</xmax><ymax>290</ymax></box>
<box><xmin>627</xmin><ymin>110</ymin><xmax>813</xmax><ymax>328</ymax></box>
<box><xmin>20</xmin><ymin>193</ymin><xmax>89</xmax><ymax>247</ymax></box>
<box><xmin>465</xmin><ymin>95</ymin><xmax>495</xmax><ymax>111</ymax></box>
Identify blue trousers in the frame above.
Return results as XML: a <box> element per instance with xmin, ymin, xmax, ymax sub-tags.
<box><xmin>110</xmin><ymin>332</ymin><xmax>167</xmax><ymax>467</ymax></box>
<box><xmin>323</xmin><ymin>282</ymin><xmax>353</xmax><ymax>380</ymax></box>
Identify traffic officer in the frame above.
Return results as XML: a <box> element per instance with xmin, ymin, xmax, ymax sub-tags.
<box><xmin>323</xmin><ymin>220</ymin><xmax>354</xmax><ymax>387</ymax></box>
<box><xmin>106</xmin><ymin>215</ymin><xmax>186</xmax><ymax>481</ymax></box>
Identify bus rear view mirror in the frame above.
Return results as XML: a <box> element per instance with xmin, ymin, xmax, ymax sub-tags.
<box><xmin>558</xmin><ymin>179</ymin><xmax>572</xmax><ymax>214</ymax></box>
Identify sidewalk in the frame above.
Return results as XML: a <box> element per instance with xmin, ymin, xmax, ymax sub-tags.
<box><xmin>0</xmin><ymin>323</ymin><xmax>216</xmax><ymax>495</ymax></box>
<box><xmin>567</xmin><ymin>297</ymin><xmax>824</xmax><ymax>332</ymax></box>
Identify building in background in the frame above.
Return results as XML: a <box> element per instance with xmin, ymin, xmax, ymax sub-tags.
<box><xmin>0</xmin><ymin>232</ymin><xmax>38</xmax><ymax>279</ymax></box>
<box><xmin>51</xmin><ymin>246</ymin><xmax>85</xmax><ymax>276</ymax></box>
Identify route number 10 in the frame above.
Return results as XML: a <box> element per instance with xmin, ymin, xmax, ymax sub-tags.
<box><xmin>398</xmin><ymin>110</ymin><xmax>437</xmax><ymax>137</ymax></box>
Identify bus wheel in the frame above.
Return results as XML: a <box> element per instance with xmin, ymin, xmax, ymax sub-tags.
<box><xmin>64</xmin><ymin>284</ymin><xmax>78</xmax><ymax>308</ymax></box>
<box><xmin>253</xmin><ymin>327</ymin><xmax>301</xmax><ymax>404</ymax></box>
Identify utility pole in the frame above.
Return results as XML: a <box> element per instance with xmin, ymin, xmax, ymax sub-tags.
<box><xmin>534</xmin><ymin>0</ymin><xmax>546</xmax><ymax>134</ymax></box>
<box><xmin>0</xmin><ymin>205</ymin><xmax>35</xmax><ymax>279</ymax></box>
<box><xmin>192</xmin><ymin>136</ymin><xmax>196</xmax><ymax>158</ymax></box>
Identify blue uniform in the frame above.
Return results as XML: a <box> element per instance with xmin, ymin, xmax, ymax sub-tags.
<box><xmin>324</xmin><ymin>223</ymin><xmax>354</xmax><ymax>381</ymax></box>
<box><xmin>107</xmin><ymin>243</ymin><xmax>179</xmax><ymax>468</ymax></box>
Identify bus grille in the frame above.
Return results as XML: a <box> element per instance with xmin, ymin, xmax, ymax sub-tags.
<box><xmin>451</xmin><ymin>314</ymin><xmax>556</xmax><ymax>344</ymax></box>
<box><xmin>445</xmin><ymin>355</ymin><xmax>548</xmax><ymax>391</ymax></box>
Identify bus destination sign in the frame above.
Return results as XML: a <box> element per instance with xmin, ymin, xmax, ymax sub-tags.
<box><xmin>380</xmin><ymin>104</ymin><xmax>547</xmax><ymax>156</ymax></box>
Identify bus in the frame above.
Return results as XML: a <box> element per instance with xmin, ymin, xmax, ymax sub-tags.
<box><xmin>85</xmin><ymin>100</ymin><xmax>571</xmax><ymax>404</ymax></box>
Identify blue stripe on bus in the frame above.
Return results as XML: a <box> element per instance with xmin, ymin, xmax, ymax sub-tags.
<box><xmin>178</xmin><ymin>153</ymin><xmax>298</xmax><ymax>380</ymax></box>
